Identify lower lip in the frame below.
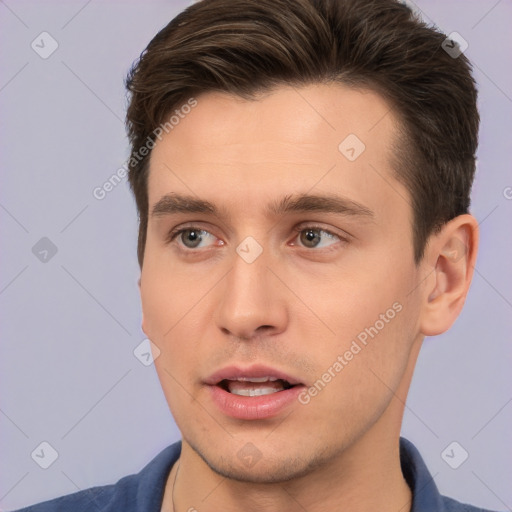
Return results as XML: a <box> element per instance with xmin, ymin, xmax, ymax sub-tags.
<box><xmin>206</xmin><ymin>384</ymin><xmax>305</xmax><ymax>420</ymax></box>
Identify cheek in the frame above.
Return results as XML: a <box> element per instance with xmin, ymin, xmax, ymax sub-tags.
<box><xmin>290</xmin><ymin>258</ymin><xmax>418</xmax><ymax>400</ymax></box>
<box><xmin>290</xmin><ymin>259</ymin><xmax>411</xmax><ymax>343</ymax></box>
<box><xmin>141</xmin><ymin>278</ymin><xmax>199</xmax><ymax>360</ymax></box>
<box><xmin>295</xmin><ymin>305</ymin><xmax>415</xmax><ymax>443</ymax></box>
<box><xmin>140</xmin><ymin>251</ymin><xmax>216</xmax><ymax>373</ymax></box>
<box><xmin>140</xmin><ymin>248</ymin><xmax>206</xmax><ymax>339</ymax></box>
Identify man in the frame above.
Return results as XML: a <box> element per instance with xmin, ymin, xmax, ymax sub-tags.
<box><xmin>14</xmin><ymin>0</ymin><xmax>499</xmax><ymax>511</ymax></box>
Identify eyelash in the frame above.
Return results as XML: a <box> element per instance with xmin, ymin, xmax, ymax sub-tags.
<box><xmin>166</xmin><ymin>224</ymin><xmax>347</xmax><ymax>250</ymax></box>
<box><xmin>292</xmin><ymin>225</ymin><xmax>346</xmax><ymax>246</ymax></box>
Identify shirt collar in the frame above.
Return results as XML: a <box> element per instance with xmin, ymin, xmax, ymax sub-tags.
<box><xmin>400</xmin><ymin>436</ymin><xmax>445</xmax><ymax>512</ymax></box>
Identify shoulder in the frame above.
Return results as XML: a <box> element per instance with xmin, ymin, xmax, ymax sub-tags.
<box><xmin>440</xmin><ymin>495</ymin><xmax>500</xmax><ymax>512</ymax></box>
<box><xmin>10</xmin><ymin>442</ymin><xmax>181</xmax><ymax>512</ymax></box>
<box><xmin>399</xmin><ymin>437</ymin><xmax>502</xmax><ymax>512</ymax></box>
<box><xmin>10</xmin><ymin>478</ymin><xmax>132</xmax><ymax>512</ymax></box>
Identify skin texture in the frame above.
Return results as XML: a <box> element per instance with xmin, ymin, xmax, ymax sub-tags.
<box><xmin>139</xmin><ymin>83</ymin><xmax>479</xmax><ymax>512</ymax></box>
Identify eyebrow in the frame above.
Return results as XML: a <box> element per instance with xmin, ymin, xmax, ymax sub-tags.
<box><xmin>150</xmin><ymin>192</ymin><xmax>374</xmax><ymax>220</ymax></box>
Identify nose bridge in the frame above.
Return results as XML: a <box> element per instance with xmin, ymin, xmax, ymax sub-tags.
<box><xmin>214</xmin><ymin>244</ymin><xmax>287</xmax><ymax>338</ymax></box>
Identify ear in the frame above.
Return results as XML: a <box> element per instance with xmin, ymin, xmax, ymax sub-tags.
<box><xmin>419</xmin><ymin>214</ymin><xmax>479</xmax><ymax>336</ymax></box>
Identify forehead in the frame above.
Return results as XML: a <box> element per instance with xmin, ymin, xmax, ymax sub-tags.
<box><xmin>147</xmin><ymin>83</ymin><xmax>407</xmax><ymax>220</ymax></box>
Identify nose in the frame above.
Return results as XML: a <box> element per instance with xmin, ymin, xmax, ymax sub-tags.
<box><xmin>213</xmin><ymin>248</ymin><xmax>288</xmax><ymax>341</ymax></box>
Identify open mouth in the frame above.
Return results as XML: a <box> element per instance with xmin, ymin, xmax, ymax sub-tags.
<box><xmin>206</xmin><ymin>367</ymin><xmax>304</xmax><ymax>419</ymax></box>
<box><xmin>217</xmin><ymin>377</ymin><xmax>296</xmax><ymax>397</ymax></box>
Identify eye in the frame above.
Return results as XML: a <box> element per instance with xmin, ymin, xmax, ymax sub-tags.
<box><xmin>169</xmin><ymin>227</ymin><xmax>219</xmax><ymax>249</ymax></box>
<box><xmin>292</xmin><ymin>226</ymin><xmax>342</xmax><ymax>249</ymax></box>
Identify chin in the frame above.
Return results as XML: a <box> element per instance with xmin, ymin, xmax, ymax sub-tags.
<box><xmin>190</xmin><ymin>438</ymin><xmax>334</xmax><ymax>484</ymax></box>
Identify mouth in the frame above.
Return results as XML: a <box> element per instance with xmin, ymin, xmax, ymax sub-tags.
<box><xmin>204</xmin><ymin>365</ymin><xmax>305</xmax><ymax>420</ymax></box>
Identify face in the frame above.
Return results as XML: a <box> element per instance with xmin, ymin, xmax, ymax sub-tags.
<box><xmin>140</xmin><ymin>84</ymin><xmax>425</xmax><ymax>483</ymax></box>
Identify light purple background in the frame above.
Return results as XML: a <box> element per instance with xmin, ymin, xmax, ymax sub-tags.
<box><xmin>1</xmin><ymin>0</ymin><xmax>511</xmax><ymax>510</ymax></box>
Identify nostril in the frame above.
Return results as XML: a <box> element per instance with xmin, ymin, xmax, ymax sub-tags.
<box><xmin>256</xmin><ymin>325</ymin><xmax>274</xmax><ymax>334</ymax></box>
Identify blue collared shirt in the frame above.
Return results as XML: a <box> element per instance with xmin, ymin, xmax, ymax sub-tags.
<box><xmin>12</xmin><ymin>437</ymin><xmax>499</xmax><ymax>511</ymax></box>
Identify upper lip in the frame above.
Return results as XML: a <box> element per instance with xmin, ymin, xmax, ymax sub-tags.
<box><xmin>204</xmin><ymin>365</ymin><xmax>303</xmax><ymax>386</ymax></box>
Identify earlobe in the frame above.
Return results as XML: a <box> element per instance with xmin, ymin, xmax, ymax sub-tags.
<box><xmin>419</xmin><ymin>215</ymin><xmax>479</xmax><ymax>336</ymax></box>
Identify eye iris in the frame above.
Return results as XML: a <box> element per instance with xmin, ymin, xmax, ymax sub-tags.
<box><xmin>301</xmin><ymin>229</ymin><xmax>320</xmax><ymax>248</ymax></box>
<box><xmin>181</xmin><ymin>229</ymin><xmax>203</xmax><ymax>248</ymax></box>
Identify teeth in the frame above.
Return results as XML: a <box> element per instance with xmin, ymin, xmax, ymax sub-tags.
<box><xmin>226</xmin><ymin>379</ymin><xmax>286</xmax><ymax>396</ymax></box>
<box><xmin>231</xmin><ymin>387</ymin><xmax>281</xmax><ymax>396</ymax></box>
<box><xmin>236</xmin><ymin>377</ymin><xmax>278</xmax><ymax>383</ymax></box>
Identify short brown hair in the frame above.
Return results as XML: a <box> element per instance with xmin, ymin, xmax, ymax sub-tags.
<box><xmin>125</xmin><ymin>0</ymin><xmax>479</xmax><ymax>267</ymax></box>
